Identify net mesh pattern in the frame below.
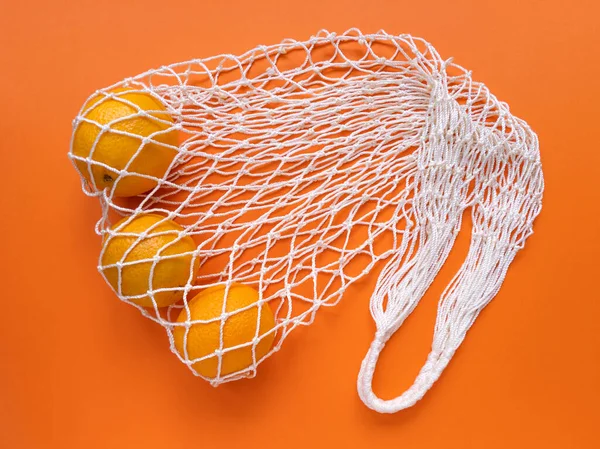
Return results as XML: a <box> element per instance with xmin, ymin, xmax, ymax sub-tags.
<box><xmin>69</xmin><ymin>29</ymin><xmax>544</xmax><ymax>412</ymax></box>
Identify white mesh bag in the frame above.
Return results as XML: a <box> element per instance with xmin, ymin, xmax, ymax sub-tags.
<box><xmin>69</xmin><ymin>28</ymin><xmax>544</xmax><ymax>413</ymax></box>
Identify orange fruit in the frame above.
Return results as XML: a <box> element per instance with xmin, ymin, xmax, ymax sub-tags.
<box><xmin>174</xmin><ymin>283</ymin><xmax>276</xmax><ymax>378</ymax></box>
<box><xmin>101</xmin><ymin>214</ymin><xmax>199</xmax><ymax>308</ymax></box>
<box><xmin>71</xmin><ymin>88</ymin><xmax>178</xmax><ymax>197</ymax></box>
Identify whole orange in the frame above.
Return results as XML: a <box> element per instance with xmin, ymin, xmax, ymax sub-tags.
<box><xmin>101</xmin><ymin>214</ymin><xmax>198</xmax><ymax>308</ymax></box>
<box><xmin>71</xmin><ymin>88</ymin><xmax>178</xmax><ymax>197</ymax></box>
<box><xmin>174</xmin><ymin>283</ymin><xmax>276</xmax><ymax>378</ymax></box>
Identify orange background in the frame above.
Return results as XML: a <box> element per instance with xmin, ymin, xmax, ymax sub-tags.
<box><xmin>1</xmin><ymin>1</ymin><xmax>599</xmax><ymax>448</ymax></box>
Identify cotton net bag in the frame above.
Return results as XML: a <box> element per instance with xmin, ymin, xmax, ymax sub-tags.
<box><xmin>69</xmin><ymin>29</ymin><xmax>544</xmax><ymax>413</ymax></box>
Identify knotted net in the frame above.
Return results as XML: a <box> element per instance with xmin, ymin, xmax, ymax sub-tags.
<box><xmin>69</xmin><ymin>29</ymin><xmax>544</xmax><ymax>413</ymax></box>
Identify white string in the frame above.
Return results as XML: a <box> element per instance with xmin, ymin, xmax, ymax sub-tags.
<box><xmin>69</xmin><ymin>28</ymin><xmax>544</xmax><ymax>411</ymax></box>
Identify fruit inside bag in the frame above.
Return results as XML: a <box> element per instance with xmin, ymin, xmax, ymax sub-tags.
<box><xmin>69</xmin><ymin>29</ymin><xmax>543</xmax><ymax>413</ymax></box>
